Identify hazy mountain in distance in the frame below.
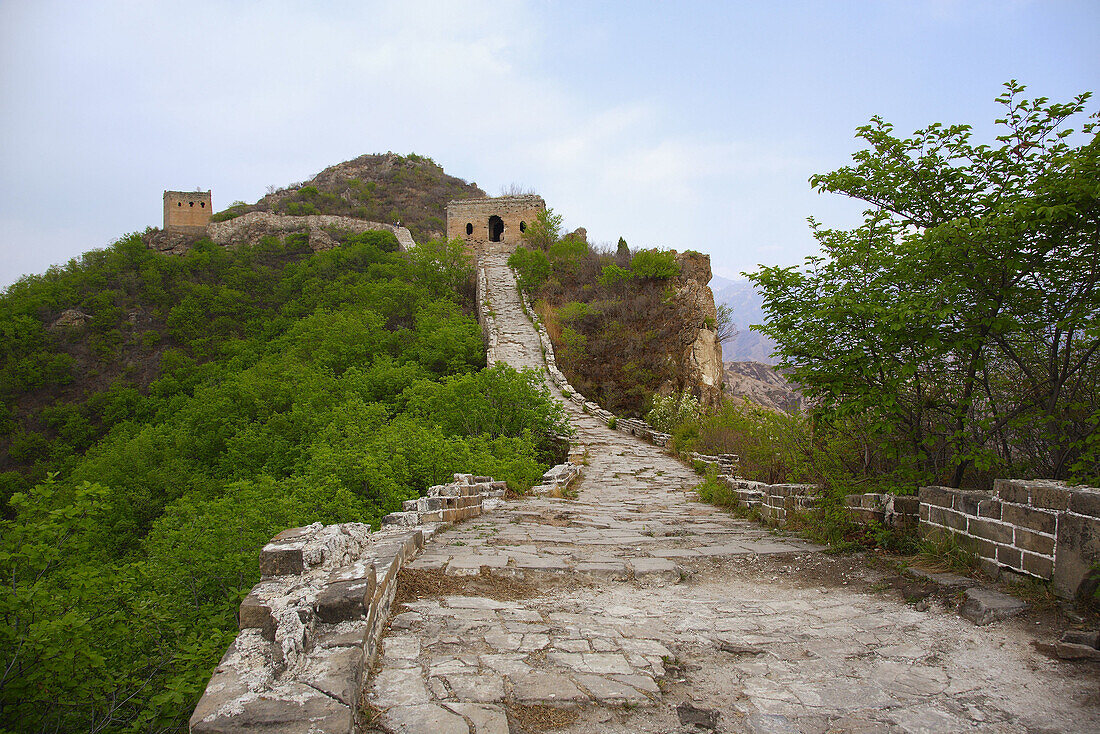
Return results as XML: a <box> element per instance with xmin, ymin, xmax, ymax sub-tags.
<box><xmin>711</xmin><ymin>275</ymin><xmax>777</xmax><ymax>365</ymax></box>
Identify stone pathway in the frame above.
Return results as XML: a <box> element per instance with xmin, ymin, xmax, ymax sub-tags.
<box><xmin>362</xmin><ymin>255</ymin><xmax>1100</xmax><ymax>733</ymax></box>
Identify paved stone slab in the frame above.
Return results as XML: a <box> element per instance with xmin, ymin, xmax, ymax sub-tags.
<box><xmin>442</xmin><ymin>703</ymin><xmax>509</xmax><ymax>734</ymax></box>
<box><xmin>380</xmin><ymin>703</ymin><xmax>469</xmax><ymax>734</ymax></box>
<box><xmin>510</xmin><ymin>671</ymin><xmax>588</xmax><ymax>704</ymax></box>
<box><xmin>628</xmin><ymin>557</ymin><xmax>681</xmax><ymax>583</ymax></box>
<box><xmin>959</xmin><ymin>587</ymin><xmax>1027</xmax><ymax>626</ymax></box>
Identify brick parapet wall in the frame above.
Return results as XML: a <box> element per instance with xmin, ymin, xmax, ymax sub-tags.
<box><xmin>189</xmin><ymin>474</ymin><xmax>503</xmax><ymax>733</ymax></box>
<box><xmin>920</xmin><ymin>479</ymin><xmax>1100</xmax><ymax>597</ymax></box>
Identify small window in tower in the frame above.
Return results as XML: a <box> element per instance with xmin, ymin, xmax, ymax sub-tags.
<box><xmin>177</xmin><ymin>202</ymin><xmax>182</xmax><ymax>207</ymax></box>
<box><xmin>189</xmin><ymin>202</ymin><xmax>194</xmax><ymax>207</ymax></box>
<box><xmin>466</xmin><ymin>223</ymin><xmax>473</xmax><ymax>235</ymax></box>
<box><xmin>520</xmin><ymin>221</ymin><xmax>527</xmax><ymax>233</ymax></box>
<box><xmin>200</xmin><ymin>202</ymin><xmax>206</xmax><ymax>208</ymax></box>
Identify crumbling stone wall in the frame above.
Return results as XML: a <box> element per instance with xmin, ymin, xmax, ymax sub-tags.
<box><xmin>144</xmin><ymin>212</ymin><xmax>415</xmax><ymax>255</ymax></box>
<box><xmin>920</xmin><ymin>479</ymin><xmax>1100</xmax><ymax>598</ymax></box>
<box><xmin>446</xmin><ymin>195</ymin><xmax>546</xmax><ymax>254</ymax></box>
<box><xmin>163</xmin><ymin>190</ymin><xmax>212</xmax><ymax>232</ymax></box>
<box><xmin>189</xmin><ymin>475</ymin><xmax>504</xmax><ymax>733</ymax></box>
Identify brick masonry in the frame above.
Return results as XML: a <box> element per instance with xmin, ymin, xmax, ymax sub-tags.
<box><xmin>920</xmin><ymin>479</ymin><xmax>1100</xmax><ymax>598</ymax></box>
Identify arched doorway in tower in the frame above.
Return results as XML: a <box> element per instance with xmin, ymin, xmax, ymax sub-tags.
<box><xmin>488</xmin><ymin>216</ymin><xmax>504</xmax><ymax>242</ymax></box>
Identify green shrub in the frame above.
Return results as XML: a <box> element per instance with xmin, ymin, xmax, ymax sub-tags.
<box><xmin>508</xmin><ymin>246</ymin><xmax>551</xmax><ymax>293</ymax></box>
<box><xmin>630</xmin><ymin>249</ymin><xmax>679</xmax><ymax>279</ymax></box>
<box><xmin>598</xmin><ymin>264</ymin><xmax>633</xmax><ymax>287</ymax></box>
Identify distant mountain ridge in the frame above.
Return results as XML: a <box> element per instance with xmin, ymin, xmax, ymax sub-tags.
<box><xmin>723</xmin><ymin>360</ymin><xmax>801</xmax><ymax>413</ymax></box>
<box><xmin>711</xmin><ymin>275</ymin><xmax>777</xmax><ymax>365</ymax></box>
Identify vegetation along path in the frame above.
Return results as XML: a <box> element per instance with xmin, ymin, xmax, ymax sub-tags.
<box><xmin>362</xmin><ymin>254</ymin><xmax>1099</xmax><ymax>733</ymax></box>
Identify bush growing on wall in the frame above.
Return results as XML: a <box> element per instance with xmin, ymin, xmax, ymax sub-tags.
<box><xmin>630</xmin><ymin>248</ymin><xmax>680</xmax><ymax>279</ymax></box>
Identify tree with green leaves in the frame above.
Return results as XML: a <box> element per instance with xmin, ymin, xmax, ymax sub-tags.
<box><xmin>520</xmin><ymin>207</ymin><xmax>563</xmax><ymax>251</ymax></box>
<box><xmin>750</xmin><ymin>82</ymin><xmax>1099</xmax><ymax>487</ymax></box>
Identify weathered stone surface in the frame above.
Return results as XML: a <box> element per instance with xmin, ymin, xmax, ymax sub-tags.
<box><xmin>958</xmin><ymin>587</ymin><xmax>1027</xmax><ymax>626</ymax></box>
<box><xmin>1053</xmin><ymin>513</ymin><xmax>1100</xmax><ymax>598</ymax></box>
<box><xmin>314</xmin><ymin>577</ymin><xmax>374</xmax><ymax>623</ymax></box>
<box><xmin>259</xmin><ymin>525</ymin><xmax>312</xmax><ymax>576</ymax></box>
<box><xmin>379</xmin><ymin>703</ymin><xmax>470</xmax><ymax>734</ymax></box>
<box><xmin>190</xmin><ymin>679</ymin><xmax>351</xmax><ymax>734</ymax></box>
<box><xmin>628</xmin><ymin>557</ymin><xmax>681</xmax><ymax>584</ymax></box>
<box><xmin>442</xmin><ymin>703</ymin><xmax>509</xmax><ymax>734</ymax></box>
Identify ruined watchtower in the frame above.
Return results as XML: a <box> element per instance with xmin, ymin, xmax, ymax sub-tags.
<box><xmin>163</xmin><ymin>190</ymin><xmax>212</xmax><ymax>233</ymax></box>
<box><xmin>446</xmin><ymin>195</ymin><xmax>546</xmax><ymax>254</ymax></box>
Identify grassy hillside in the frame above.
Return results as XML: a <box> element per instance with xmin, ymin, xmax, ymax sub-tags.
<box><xmin>212</xmin><ymin>152</ymin><xmax>485</xmax><ymax>243</ymax></box>
<box><xmin>0</xmin><ymin>230</ymin><xmax>565</xmax><ymax>732</ymax></box>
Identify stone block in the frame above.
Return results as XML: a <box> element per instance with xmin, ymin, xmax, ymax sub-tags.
<box><xmin>382</xmin><ymin>512</ymin><xmax>418</xmax><ymax>527</ymax></box>
<box><xmin>1000</xmin><ymin>503</ymin><xmax>1056</xmax><ymax>535</ymax></box>
<box><xmin>628</xmin><ymin>557</ymin><xmax>681</xmax><ymax>584</ymax></box>
<box><xmin>1013</xmin><ymin>527</ymin><xmax>1055</xmax><ymax>556</ymax></box>
<box><xmin>1030</xmin><ymin>481</ymin><xmax>1072</xmax><ymax>511</ymax></box>
<box><xmin>239</xmin><ymin>581</ymin><xmax>281</xmax><ymax>639</ymax></box>
<box><xmin>967</xmin><ymin>518</ymin><xmax>1013</xmax><ymax>545</ymax></box>
<box><xmin>919</xmin><ymin>486</ymin><xmax>955</xmax><ymax>508</ymax></box>
<box><xmin>190</xmin><ymin>677</ymin><xmax>352</xmax><ymax>734</ymax></box>
<box><xmin>1052</xmin><ymin>513</ymin><xmax>1100</xmax><ymax>598</ymax></box>
<box><xmin>373</xmin><ymin>554</ymin><xmax>401</xmax><ymax>593</ymax></box>
<box><xmin>380</xmin><ymin>703</ymin><xmax>468</xmax><ymax>734</ymax></box>
<box><xmin>1022</xmin><ymin>551</ymin><xmax>1054</xmax><ymax>579</ymax></box>
<box><xmin>996</xmin><ymin>545</ymin><xmax>1022</xmax><ymax>570</ymax></box>
<box><xmin>958</xmin><ymin>587</ymin><xmax>1026</xmax><ymax>626</ymax></box>
<box><xmin>994</xmin><ymin>479</ymin><xmax>1030</xmax><ymax>505</ymax></box>
<box><xmin>941</xmin><ymin>509</ymin><xmax>968</xmax><ymax>532</ymax></box>
<box><xmin>315</xmin><ymin>577</ymin><xmax>376</xmax><ymax>623</ymax></box>
<box><xmin>955</xmin><ymin>490</ymin><xmax>991</xmax><ymax>516</ymax></box>
<box><xmin>576</xmin><ymin>561</ymin><xmax>628</xmax><ymax>581</ymax></box>
<box><xmin>301</xmin><ymin>644</ymin><xmax>364</xmax><ymax>706</ymax></box>
<box><xmin>259</xmin><ymin>526</ymin><xmax>313</xmax><ymax>576</ymax></box>
<box><xmin>968</xmin><ymin>536</ymin><xmax>997</xmax><ymax>560</ymax></box>
<box><xmin>844</xmin><ymin>494</ymin><xmax>863</xmax><ymax>507</ymax></box>
<box><xmin>1069</xmin><ymin>486</ymin><xmax>1100</xmax><ymax>518</ymax></box>
<box><xmin>977</xmin><ymin>499</ymin><xmax>1002</xmax><ymax>519</ymax></box>
<box><xmin>894</xmin><ymin>496</ymin><xmax>920</xmax><ymax>515</ymax></box>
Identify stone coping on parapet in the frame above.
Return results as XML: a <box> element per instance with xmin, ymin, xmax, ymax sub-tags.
<box><xmin>189</xmin><ymin>474</ymin><xmax>504</xmax><ymax>734</ymax></box>
<box><xmin>445</xmin><ymin>194</ymin><xmax>547</xmax><ymax>212</ymax></box>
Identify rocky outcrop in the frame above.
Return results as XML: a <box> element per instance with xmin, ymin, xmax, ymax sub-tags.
<box><xmin>668</xmin><ymin>251</ymin><xmax>724</xmax><ymax>407</ymax></box>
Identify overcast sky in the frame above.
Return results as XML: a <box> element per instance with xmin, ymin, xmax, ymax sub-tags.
<box><xmin>1</xmin><ymin>0</ymin><xmax>1097</xmax><ymax>288</ymax></box>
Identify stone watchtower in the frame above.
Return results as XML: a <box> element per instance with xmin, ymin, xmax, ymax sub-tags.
<box><xmin>163</xmin><ymin>190</ymin><xmax>212</xmax><ymax>233</ymax></box>
<box><xmin>446</xmin><ymin>195</ymin><xmax>546</xmax><ymax>254</ymax></box>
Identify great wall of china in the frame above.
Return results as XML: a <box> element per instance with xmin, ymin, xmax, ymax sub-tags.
<box><xmin>186</xmin><ymin>234</ymin><xmax>1100</xmax><ymax>733</ymax></box>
